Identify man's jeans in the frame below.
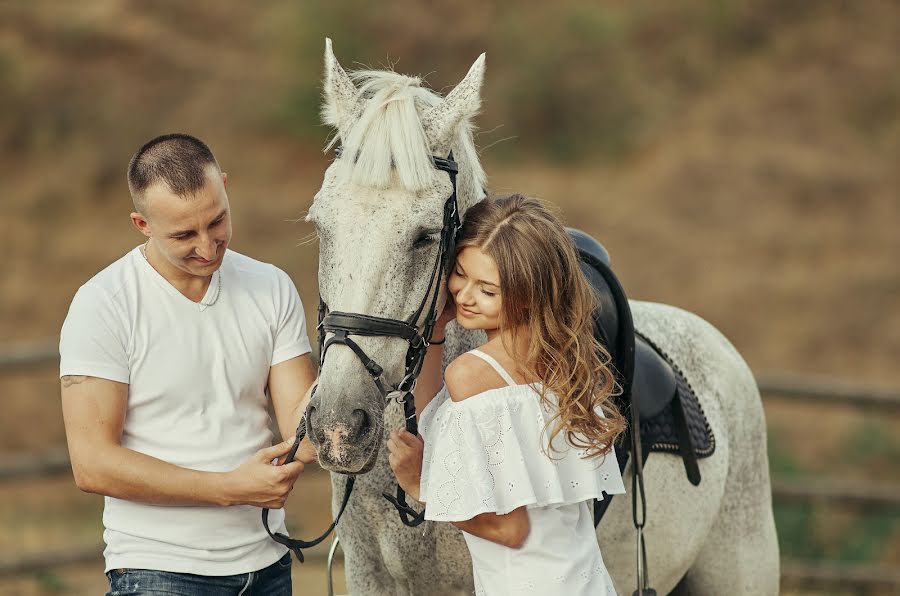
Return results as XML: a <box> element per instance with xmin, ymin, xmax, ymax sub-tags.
<box><xmin>105</xmin><ymin>552</ymin><xmax>292</xmax><ymax>596</ymax></box>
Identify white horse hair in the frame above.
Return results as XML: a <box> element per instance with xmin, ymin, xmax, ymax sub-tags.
<box><xmin>305</xmin><ymin>38</ymin><xmax>779</xmax><ymax>595</ymax></box>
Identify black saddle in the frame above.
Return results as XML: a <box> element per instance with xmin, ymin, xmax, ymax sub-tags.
<box><xmin>567</xmin><ymin>229</ymin><xmax>716</xmax><ymax>526</ymax></box>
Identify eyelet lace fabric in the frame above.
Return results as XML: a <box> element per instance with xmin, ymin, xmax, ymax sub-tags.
<box><xmin>417</xmin><ymin>345</ymin><xmax>625</xmax><ymax>595</ymax></box>
<box><xmin>419</xmin><ymin>384</ymin><xmax>625</xmax><ymax>522</ymax></box>
<box><xmin>418</xmin><ymin>384</ymin><xmax>623</xmax><ymax>595</ymax></box>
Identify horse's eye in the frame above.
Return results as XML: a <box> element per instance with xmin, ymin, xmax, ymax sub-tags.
<box><xmin>412</xmin><ymin>232</ymin><xmax>440</xmax><ymax>250</ymax></box>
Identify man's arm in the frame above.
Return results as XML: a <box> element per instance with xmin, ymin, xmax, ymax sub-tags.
<box><xmin>61</xmin><ymin>375</ymin><xmax>303</xmax><ymax>507</ymax></box>
<box><xmin>267</xmin><ymin>353</ymin><xmax>318</xmax><ymax>464</ymax></box>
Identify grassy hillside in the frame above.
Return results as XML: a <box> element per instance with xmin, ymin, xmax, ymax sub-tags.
<box><xmin>0</xmin><ymin>1</ymin><xmax>898</xmax><ymax>593</ymax></box>
<box><xmin>1</xmin><ymin>0</ymin><xmax>897</xmax><ymax>381</ymax></box>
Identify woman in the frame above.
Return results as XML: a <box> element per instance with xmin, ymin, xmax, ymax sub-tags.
<box><xmin>388</xmin><ymin>194</ymin><xmax>627</xmax><ymax>595</ymax></box>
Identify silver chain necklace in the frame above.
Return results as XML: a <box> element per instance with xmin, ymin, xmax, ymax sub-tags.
<box><xmin>141</xmin><ymin>241</ymin><xmax>222</xmax><ymax>306</ymax></box>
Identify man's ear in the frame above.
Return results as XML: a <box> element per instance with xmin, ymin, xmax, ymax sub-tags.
<box><xmin>222</xmin><ymin>171</ymin><xmax>228</xmax><ymax>189</ymax></box>
<box><xmin>130</xmin><ymin>211</ymin><xmax>151</xmax><ymax>238</ymax></box>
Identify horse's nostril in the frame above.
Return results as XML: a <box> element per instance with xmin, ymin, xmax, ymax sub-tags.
<box><xmin>350</xmin><ymin>409</ymin><xmax>371</xmax><ymax>441</ymax></box>
<box><xmin>307</xmin><ymin>406</ymin><xmax>326</xmax><ymax>444</ymax></box>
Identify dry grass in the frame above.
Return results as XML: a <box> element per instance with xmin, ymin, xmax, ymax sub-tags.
<box><xmin>1</xmin><ymin>0</ymin><xmax>898</xmax><ymax>590</ymax></box>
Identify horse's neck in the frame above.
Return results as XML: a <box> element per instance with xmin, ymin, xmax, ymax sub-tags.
<box><xmin>442</xmin><ymin>321</ymin><xmax>486</xmax><ymax>366</ymax></box>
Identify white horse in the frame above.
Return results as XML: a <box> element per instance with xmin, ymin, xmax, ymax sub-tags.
<box><xmin>304</xmin><ymin>39</ymin><xmax>779</xmax><ymax>595</ymax></box>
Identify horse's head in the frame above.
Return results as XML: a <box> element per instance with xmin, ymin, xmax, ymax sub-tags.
<box><xmin>306</xmin><ymin>39</ymin><xmax>486</xmax><ymax>473</ymax></box>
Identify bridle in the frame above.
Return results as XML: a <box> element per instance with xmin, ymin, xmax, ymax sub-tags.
<box><xmin>262</xmin><ymin>150</ymin><xmax>462</xmax><ymax>562</ymax></box>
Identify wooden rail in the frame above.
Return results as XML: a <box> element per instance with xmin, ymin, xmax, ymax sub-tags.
<box><xmin>771</xmin><ymin>479</ymin><xmax>900</xmax><ymax>510</ymax></box>
<box><xmin>780</xmin><ymin>558</ymin><xmax>900</xmax><ymax>592</ymax></box>
<box><xmin>757</xmin><ymin>372</ymin><xmax>900</xmax><ymax>412</ymax></box>
<box><xmin>0</xmin><ymin>338</ymin><xmax>58</xmax><ymax>372</ymax></box>
<box><xmin>3</xmin><ymin>449</ymin><xmax>897</xmax><ymax>512</ymax></box>
<box><xmin>2</xmin><ymin>338</ymin><xmax>898</xmax><ymax>590</ymax></box>
<box><xmin>4</xmin><ymin>337</ymin><xmax>900</xmax><ymax>407</ymax></box>
<box><xmin>0</xmin><ymin>448</ymin><xmax>70</xmax><ymax>481</ymax></box>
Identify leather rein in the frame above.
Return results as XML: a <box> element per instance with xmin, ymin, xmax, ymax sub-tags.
<box><xmin>262</xmin><ymin>151</ymin><xmax>462</xmax><ymax>562</ymax></box>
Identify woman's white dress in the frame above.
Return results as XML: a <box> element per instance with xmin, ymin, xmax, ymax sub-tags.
<box><xmin>419</xmin><ymin>350</ymin><xmax>626</xmax><ymax>596</ymax></box>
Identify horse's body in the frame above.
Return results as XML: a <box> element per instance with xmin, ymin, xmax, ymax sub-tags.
<box><xmin>307</xmin><ymin>40</ymin><xmax>779</xmax><ymax>595</ymax></box>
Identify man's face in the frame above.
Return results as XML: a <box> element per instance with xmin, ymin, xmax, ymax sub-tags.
<box><xmin>132</xmin><ymin>166</ymin><xmax>233</xmax><ymax>278</ymax></box>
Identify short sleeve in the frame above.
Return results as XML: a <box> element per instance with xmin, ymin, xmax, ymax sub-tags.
<box><xmin>420</xmin><ymin>388</ymin><xmax>625</xmax><ymax>522</ymax></box>
<box><xmin>271</xmin><ymin>267</ymin><xmax>312</xmax><ymax>366</ymax></box>
<box><xmin>59</xmin><ymin>283</ymin><xmax>130</xmax><ymax>384</ymax></box>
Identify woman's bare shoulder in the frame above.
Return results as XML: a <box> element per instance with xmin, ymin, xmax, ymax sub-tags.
<box><xmin>444</xmin><ymin>353</ymin><xmax>508</xmax><ymax>403</ymax></box>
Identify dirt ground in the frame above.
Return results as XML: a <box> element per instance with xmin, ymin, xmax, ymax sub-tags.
<box><xmin>0</xmin><ymin>471</ymin><xmax>347</xmax><ymax>596</ymax></box>
<box><xmin>1</xmin><ymin>1</ymin><xmax>899</xmax><ymax>593</ymax></box>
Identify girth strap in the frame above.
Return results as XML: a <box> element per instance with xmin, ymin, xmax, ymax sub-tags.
<box><xmin>670</xmin><ymin>392</ymin><xmax>701</xmax><ymax>485</ymax></box>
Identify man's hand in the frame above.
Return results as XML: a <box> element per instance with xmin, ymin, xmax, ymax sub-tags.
<box><xmin>292</xmin><ymin>434</ymin><xmax>318</xmax><ymax>465</ymax></box>
<box><xmin>386</xmin><ymin>429</ymin><xmax>425</xmax><ymax>502</ymax></box>
<box><xmin>224</xmin><ymin>439</ymin><xmax>306</xmax><ymax>508</ymax></box>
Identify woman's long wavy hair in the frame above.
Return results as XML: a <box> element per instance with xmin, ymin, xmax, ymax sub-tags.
<box><xmin>457</xmin><ymin>194</ymin><xmax>626</xmax><ymax>459</ymax></box>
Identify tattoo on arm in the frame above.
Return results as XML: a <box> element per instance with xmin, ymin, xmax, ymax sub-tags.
<box><xmin>61</xmin><ymin>375</ymin><xmax>88</xmax><ymax>388</ymax></box>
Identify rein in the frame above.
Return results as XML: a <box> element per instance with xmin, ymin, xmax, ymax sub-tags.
<box><xmin>262</xmin><ymin>151</ymin><xmax>462</xmax><ymax>562</ymax></box>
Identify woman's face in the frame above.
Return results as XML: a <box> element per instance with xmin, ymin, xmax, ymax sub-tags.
<box><xmin>448</xmin><ymin>246</ymin><xmax>503</xmax><ymax>333</ymax></box>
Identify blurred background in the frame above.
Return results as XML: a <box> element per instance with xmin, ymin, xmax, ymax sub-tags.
<box><xmin>1</xmin><ymin>0</ymin><xmax>898</xmax><ymax>594</ymax></box>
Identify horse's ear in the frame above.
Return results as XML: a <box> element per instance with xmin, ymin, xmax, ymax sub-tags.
<box><xmin>423</xmin><ymin>53</ymin><xmax>485</xmax><ymax>155</ymax></box>
<box><xmin>322</xmin><ymin>38</ymin><xmax>359</xmax><ymax>136</ymax></box>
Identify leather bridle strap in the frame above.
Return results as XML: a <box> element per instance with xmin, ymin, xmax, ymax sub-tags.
<box><xmin>587</xmin><ymin>257</ymin><xmax>650</xmax><ymax>593</ymax></box>
<box><xmin>314</xmin><ymin>152</ymin><xmax>460</xmax><ymax>528</ymax></box>
<box><xmin>262</xmin><ymin>151</ymin><xmax>459</xmax><ymax>556</ymax></box>
<box><xmin>260</xmin><ymin>413</ymin><xmax>356</xmax><ymax>563</ymax></box>
<box><xmin>323</xmin><ymin>312</ymin><xmax>419</xmax><ymax>342</ymax></box>
<box><xmin>381</xmin><ymin>392</ymin><xmax>427</xmax><ymax>526</ymax></box>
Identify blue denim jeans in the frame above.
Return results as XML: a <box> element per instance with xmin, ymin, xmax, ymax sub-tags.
<box><xmin>105</xmin><ymin>552</ymin><xmax>292</xmax><ymax>595</ymax></box>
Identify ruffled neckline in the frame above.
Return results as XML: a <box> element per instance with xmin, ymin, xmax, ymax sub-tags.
<box><xmin>419</xmin><ymin>381</ymin><xmax>626</xmax><ymax>522</ymax></box>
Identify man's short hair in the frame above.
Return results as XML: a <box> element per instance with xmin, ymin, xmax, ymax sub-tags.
<box><xmin>127</xmin><ymin>133</ymin><xmax>221</xmax><ymax>212</ymax></box>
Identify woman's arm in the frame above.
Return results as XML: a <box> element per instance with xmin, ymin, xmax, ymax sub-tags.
<box><xmin>413</xmin><ymin>298</ymin><xmax>456</xmax><ymax>414</ymax></box>
<box><xmin>452</xmin><ymin>507</ymin><xmax>530</xmax><ymax>549</ymax></box>
<box><xmin>414</xmin><ymin>337</ymin><xmax>445</xmax><ymax>414</ymax></box>
<box><xmin>386</xmin><ymin>430</ymin><xmax>531</xmax><ymax>549</ymax></box>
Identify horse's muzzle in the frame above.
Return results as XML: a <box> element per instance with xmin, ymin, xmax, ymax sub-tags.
<box><xmin>306</xmin><ymin>402</ymin><xmax>381</xmax><ymax>474</ymax></box>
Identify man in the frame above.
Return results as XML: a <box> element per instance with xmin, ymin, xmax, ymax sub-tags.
<box><xmin>59</xmin><ymin>133</ymin><xmax>317</xmax><ymax>595</ymax></box>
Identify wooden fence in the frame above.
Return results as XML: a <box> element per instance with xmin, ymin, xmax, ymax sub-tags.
<box><xmin>2</xmin><ymin>338</ymin><xmax>899</xmax><ymax>591</ymax></box>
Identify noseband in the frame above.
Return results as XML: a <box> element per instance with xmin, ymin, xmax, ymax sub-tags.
<box><xmin>263</xmin><ymin>151</ymin><xmax>462</xmax><ymax>562</ymax></box>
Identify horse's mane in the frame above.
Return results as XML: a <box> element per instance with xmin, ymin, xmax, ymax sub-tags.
<box><xmin>327</xmin><ymin>69</ymin><xmax>485</xmax><ymax>200</ymax></box>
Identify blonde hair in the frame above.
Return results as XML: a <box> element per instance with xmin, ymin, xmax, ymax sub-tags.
<box><xmin>458</xmin><ymin>194</ymin><xmax>626</xmax><ymax>458</ymax></box>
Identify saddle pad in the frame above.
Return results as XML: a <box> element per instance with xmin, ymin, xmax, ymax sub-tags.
<box><xmin>638</xmin><ymin>333</ymin><xmax>716</xmax><ymax>458</ymax></box>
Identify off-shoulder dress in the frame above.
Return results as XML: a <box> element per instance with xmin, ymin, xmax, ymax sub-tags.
<box><xmin>419</xmin><ymin>349</ymin><xmax>626</xmax><ymax>595</ymax></box>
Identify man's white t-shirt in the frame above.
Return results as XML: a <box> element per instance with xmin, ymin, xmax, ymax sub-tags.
<box><xmin>59</xmin><ymin>247</ymin><xmax>312</xmax><ymax>575</ymax></box>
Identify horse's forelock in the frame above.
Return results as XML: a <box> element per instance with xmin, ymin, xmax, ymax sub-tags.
<box><xmin>327</xmin><ymin>70</ymin><xmax>436</xmax><ymax>192</ymax></box>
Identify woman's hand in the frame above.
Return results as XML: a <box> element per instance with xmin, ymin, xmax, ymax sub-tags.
<box><xmin>386</xmin><ymin>429</ymin><xmax>425</xmax><ymax>502</ymax></box>
<box><xmin>432</xmin><ymin>297</ymin><xmax>457</xmax><ymax>343</ymax></box>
